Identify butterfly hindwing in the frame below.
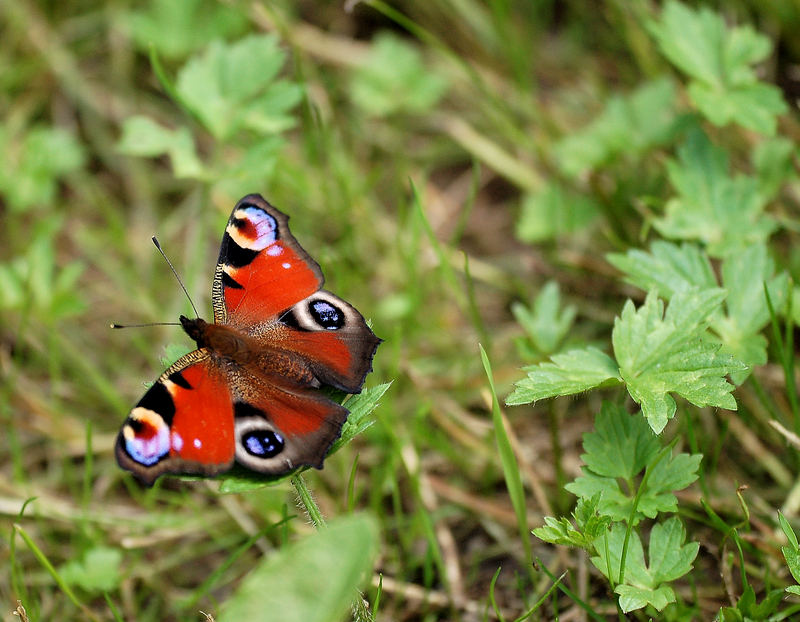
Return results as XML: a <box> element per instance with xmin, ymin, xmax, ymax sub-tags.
<box><xmin>116</xmin><ymin>351</ymin><xmax>236</xmax><ymax>485</ymax></box>
<box><xmin>228</xmin><ymin>378</ymin><xmax>350</xmax><ymax>474</ymax></box>
<box><xmin>273</xmin><ymin>290</ymin><xmax>382</xmax><ymax>393</ymax></box>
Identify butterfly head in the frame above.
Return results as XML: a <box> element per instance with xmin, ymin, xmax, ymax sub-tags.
<box><xmin>180</xmin><ymin>315</ymin><xmax>209</xmax><ymax>347</ymax></box>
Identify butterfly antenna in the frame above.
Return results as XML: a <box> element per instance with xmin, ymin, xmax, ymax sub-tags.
<box><xmin>111</xmin><ymin>322</ymin><xmax>181</xmax><ymax>329</ymax></box>
<box><xmin>151</xmin><ymin>236</ymin><xmax>200</xmax><ymax>318</ymax></box>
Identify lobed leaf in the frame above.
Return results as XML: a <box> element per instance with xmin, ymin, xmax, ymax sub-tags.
<box><xmin>506</xmin><ymin>347</ymin><xmax>620</xmax><ymax>405</ymax></box>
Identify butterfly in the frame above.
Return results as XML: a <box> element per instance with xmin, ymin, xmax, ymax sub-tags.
<box><xmin>116</xmin><ymin>194</ymin><xmax>381</xmax><ymax>485</ymax></box>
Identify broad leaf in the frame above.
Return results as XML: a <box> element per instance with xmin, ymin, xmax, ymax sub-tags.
<box><xmin>176</xmin><ymin>34</ymin><xmax>303</xmax><ymax>140</ymax></box>
<box><xmin>218</xmin><ymin>514</ymin><xmax>378</xmax><ymax>622</ymax></box>
<box><xmin>610</xmin><ymin>241</ymin><xmax>787</xmax><ymax>384</ymax></box>
<box><xmin>607</xmin><ymin>241</ymin><xmax>716</xmax><ymax>299</ymax></box>
<box><xmin>653</xmin><ymin>129</ymin><xmax>777</xmax><ymax>257</ymax></box>
<box><xmin>555</xmin><ymin>78</ymin><xmax>678</xmax><ymax>177</ymax></box>
<box><xmin>351</xmin><ymin>33</ymin><xmax>448</xmax><ymax>117</ymax></box>
<box><xmin>592</xmin><ymin>518</ymin><xmax>698</xmax><ymax>612</ymax></box>
<box><xmin>128</xmin><ymin>0</ymin><xmax>248</xmax><ymax>59</ymax></box>
<box><xmin>506</xmin><ymin>347</ymin><xmax>620</xmax><ymax>405</ymax></box>
<box><xmin>117</xmin><ymin>116</ymin><xmax>204</xmax><ymax>179</ymax></box>
<box><xmin>649</xmin><ymin>1</ymin><xmax>787</xmax><ymax>134</ymax></box>
<box><xmin>565</xmin><ymin>404</ymin><xmax>701</xmax><ymax>523</ymax></box>
<box><xmin>612</xmin><ymin>289</ymin><xmax>746</xmax><ymax>433</ymax></box>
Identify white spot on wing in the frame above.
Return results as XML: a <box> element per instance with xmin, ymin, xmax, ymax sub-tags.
<box><xmin>282</xmin><ymin>262</ymin><xmax>291</xmax><ymax>269</ymax></box>
<box><xmin>193</xmin><ymin>438</ymin><xmax>202</xmax><ymax>449</ymax></box>
<box><xmin>172</xmin><ymin>431</ymin><xmax>183</xmax><ymax>451</ymax></box>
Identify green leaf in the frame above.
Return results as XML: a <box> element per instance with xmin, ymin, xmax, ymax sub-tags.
<box><xmin>482</xmin><ymin>345</ymin><xmax>533</xmax><ymax>569</ymax></box>
<box><xmin>753</xmin><ymin>137</ymin><xmax>797</xmax><ymax>199</ymax></box>
<box><xmin>554</xmin><ymin>77</ymin><xmax>678</xmax><ymax>177</ymax></box>
<box><xmin>591</xmin><ymin>518</ymin><xmax>698</xmax><ymax>612</ymax></box>
<box><xmin>128</xmin><ymin>0</ymin><xmax>249</xmax><ymax>59</ymax></box>
<box><xmin>350</xmin><ymin>33</ymin><xmax>449</xmax><ymax>117</ymax></box>
<box><xmin>218</xmin><ymin>514</ymin><xmax>378</xmax><ymax>622</ymax></box>
<box><xmin>612</xmin><ymin>289</ymin><xmax>746</xmax><ymax>433</ymax></box>
<box><xmin>649</xmin><ymin>1</ymin><xmax>787</xmax><ymax>134</ymax></box>
<box><xmin>581</xmin><ymin>403</ymin><xmax>660</xmax><ymax>480</ymax></box>
<box><xmin>60</xmin><ymin>547</ymin><xmax>122</xmax><ymax>593</ymax></box>
<box><xmin>653</xmin><ymin>129</ymin><xmax>777</xmax><ymax>256</ymax></box>
<box><xmin>176</xmin><ymin>34</ymin><xmax>303</xmax><ymax>140</ymax></box>
<box><xmin>779</xmin><ymin>512</ymin><xmax>800</xmax><ymax>588</ymax></box>
<box><xmin>565</xmin><ymin>403</ymin><xmax>701</xmax><ymax>522</ymax></box>
<box><xmin>329</xmin><ymin>383</ymin><xmax>392</xmax><ymax>454</ymax></box>
<box><xmin>609</xmin><ymin>241</ymin><xmax>788</xmax><ymax>384</ymax></box>
<box><xmin>506</xmin><ymin>347</ymin><xmax>621</xmax><ymax>405</ymax></box>
<box><xmin>533</xmin><ymin>494</ymin><xmax>611</xmax><ymax>550</ymax></box>
<box><xmin>714</xmin><ymin>244</ymin><xmax>788</xmax><ymax>383</ymax></box>
<box><xmin>117</xmin><ymin>116</ymin><xmax>204</xmax><ymax>179</ymax></box>
<box><xmin>0</xmin><ymin>125</ymin><xmax>86</xmax><ymax>212</ymax></box>
<box><xmin>515</xmin><ymin>184</ymin><xmax>600</xmax><ymax>242</ymax></box>
<box><xmin>511</xmin><ymin>280</ymin><xmax>577</xmax><ymax>356</ymax></box>
<box><xmin>607</xmin><ymin>241</ymin><xmax>717</xmax><ymax>299</ymax></box>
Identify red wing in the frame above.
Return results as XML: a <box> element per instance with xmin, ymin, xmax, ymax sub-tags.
<box><xmin>266</xmin><ymin>290</ymin><xmax>382</xmax><ymax>393</ymax></box>
<box><xmin>229</xmin><ymin>377</ymin><xmax>350</xmax><ymax>475</ymax></box>
<box><xmin>212</xmin><ymin>194</ymin><xmax>323</xmax><ymax>326</ymax></box>
<box><xmin>116</xmin><ymin>351</ymin><xmax>235</xmax><ymax>485</ymax></box>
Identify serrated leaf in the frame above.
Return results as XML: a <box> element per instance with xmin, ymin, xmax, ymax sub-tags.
<box><xmin>218</xmin><ymin>514</ymin><xmax>378</xmax><ymax>622</ymax></box>
<box><xmin>330</xmin><ymin>382</ymin><xmax>391</xmax><ymax>453</ymax></box>
<box><xmin>564</xmin><ymin>403</ymin><xmax>701</xmax><ymax>523</ymax></box>
<box><xmin>117</xmin><ymin>116</ymin><xmax>204</xmax><ymax>179</ymax></box>
<box><xmin>653</xmin><ymin>129</ymin><xmax>777</xmax><ymax>256</ymax></box>
<box><xmin>649</xmin><ymin>1</ymin><xmax>787</xmax><ymax>134</ymax></box>
<box><xmin>176</xmin><ymin>35</ymin><xmax>302</xmax><ymax>140</ymax></box>
<box><xmin>616</xmin><ymin>584</ymin><xmax>675</xmax><ymax>613</ymax></box>
<box><xmin>506</xmin><ymin>347</ymin><xmax>620</xmax><ymax>406</ymax></box>
<box><xmin>566</xmin><ymin>452</ymin><xmax>700</xmax><ymax>523</ymax></box>
<box><xmin>715</xmin><ymin>244</ymin><xmax>788</xmax><ymax>383</ymax></box>
<box><xmin>554</xmin><ymin>77</ymin><xmax>678</xmax><ymax>177</ymax></box>
<box><xmin>613</xmin><ymin>289</ymin><xmax>746</xmax><ymax>433</ymax></box>
<box><xmin>533</xmin><ymin>494</ymin><xmax>610</xmax><ymax>549</ymax></box>
<box><xmin>511</xmin><ymin>280</ymin><xmax>577</xmax><ymax>356</ymax></box>
<box><xmin>351</xmin><ymin>33</ymin><xmax>448</xmax><ymax>117</ymax></box>
<box><xmin>607</xmin><ymin>241</ymin><xmax>716</xmax><ymax>299</ymax></box>
<box><xmin>592</xmin><ymin>518</ymin><xmax>697</xmax><ymax>612</ymax></box>
<box><xmin>516</xmin><ymin>184</ymin><xmax>600</xmax><ymax>242</ymax></box>
<box><xmin>608</xmin><ymin>241</ymin><xmax>786</xmax><ymax>385</ymax></box>
<box><xmin>581</xmin><ymin>403</ymin><xmax>660</xmax><ymax>480</ymax></box>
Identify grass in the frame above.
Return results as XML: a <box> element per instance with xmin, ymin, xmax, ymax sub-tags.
<box><xmin>2</xmin><ymin>0</ymin><xmax>800</xmax><ymax>620</ymax></box>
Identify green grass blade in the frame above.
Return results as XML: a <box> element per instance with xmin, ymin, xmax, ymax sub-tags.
<box><xmin>480</xmin><ymin>344</ymin><xmax>533</xmax><ymax>579</ymax></box>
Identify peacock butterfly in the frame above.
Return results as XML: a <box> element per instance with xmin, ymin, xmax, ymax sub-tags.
<box><xmin>116</xmin><ymin>194</ymin><xmax>381</xmax><ymax>485</ymax></box>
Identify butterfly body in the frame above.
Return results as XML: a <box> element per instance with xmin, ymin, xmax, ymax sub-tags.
<box><xmin>116</xmin><ymin>195</ymin><xmax>381</xmax><ymax>485</ymax></box>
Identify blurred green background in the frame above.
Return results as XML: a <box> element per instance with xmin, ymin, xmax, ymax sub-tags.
<box><xmin>2</xmin><ymin>1</ymin><xmax>800</xmax><ymax>620</ymax></box>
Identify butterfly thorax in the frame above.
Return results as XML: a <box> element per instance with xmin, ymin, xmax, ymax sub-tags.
<box><xmin>179</xmin><ymin>315</ymin><xmax>317</xmax><ymax>387</ymax></box>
